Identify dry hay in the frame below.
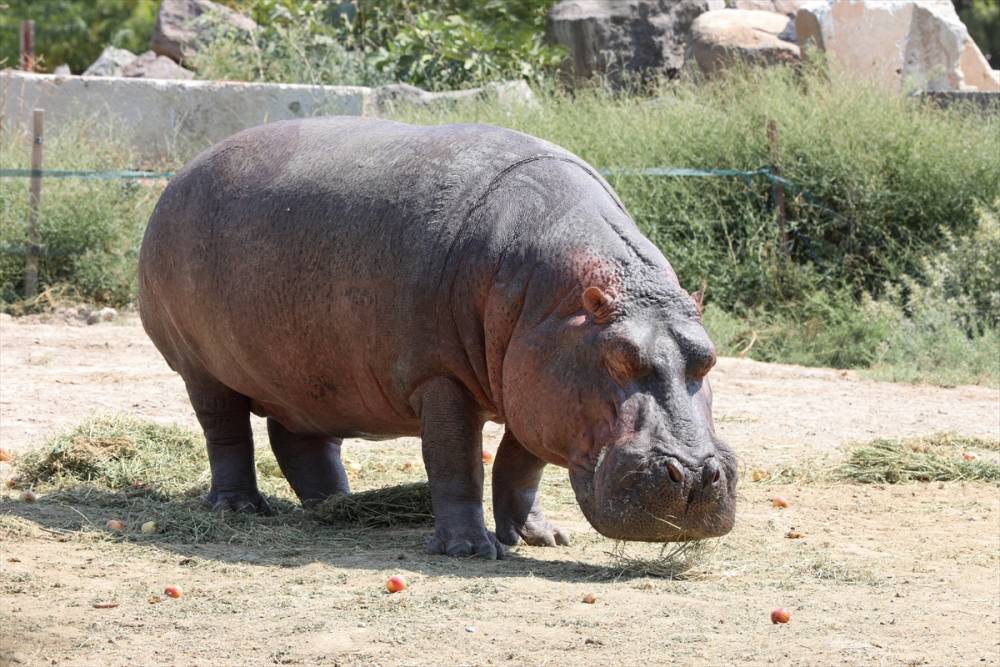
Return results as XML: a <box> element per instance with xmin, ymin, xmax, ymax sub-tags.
<box><xmin>312</xmin><ymin>482</ymin><xmax>434</xmax><ymax>528</ymax></box>
<box><xmin>838</xmin><ymin>435</ymin><xmax>1000</xmax><ymax>484</ymax></box>
<box><xmin>606</xmin><ymin>539</ymin><xmax>716</xmax><ymax>580</ymax></box>
<box><xmin>13</xmin><ymin>415</ymin><xmax>206</xmax><ymax>493</ymax></box>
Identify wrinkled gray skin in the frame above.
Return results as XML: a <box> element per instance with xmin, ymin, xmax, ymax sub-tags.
<box><xmin>138</xmin><ymin>117</ymin><xmax>737</xmax><ymax>559</ymax></box>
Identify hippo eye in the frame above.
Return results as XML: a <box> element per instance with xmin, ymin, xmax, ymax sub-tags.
<box><xmin>605</xmin><ymin>340</ymin><xmax>647</xmax><ymax>386</ymax></box>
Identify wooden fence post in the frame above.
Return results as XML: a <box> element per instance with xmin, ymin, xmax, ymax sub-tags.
<box><xmin>19</xmin><ymin>20</ymin><xmax>35</xmax><ymax>71</ymax></box>
<box><xmin>766</xmin><ymin>118</ymin><xmax>789</xmax><ymax>257</ymax></box>
<box><xmin>25</xmin><ymin>109</ymin><xmax>44</xmax><ymax>299</ymax></box>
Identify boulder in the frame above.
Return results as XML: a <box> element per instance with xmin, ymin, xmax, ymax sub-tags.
<box><xmin>731</xmin><ymin>0</ymin><xmax>808</xmax><ymax>15</ymax></box>
<box><xmin>795</xmin><ymin>0</ymin><xmax>1000</xmax><ymax>92</ymax></box>
<box><xmin>121</xmin><ymin>51</ymin><xmax>195</xmax><ymax>80</ymax></box>
<box><xmin>53</xmin><ymin>64</ymin><xmax>71</xmax><ymax>76</ymax></box>
<box><xmin>82</xmin><ymin>46</ymin><xmax>138</xmax><ymax>77</ymax></box>
<box><xmin>370</xmin><ymin>80</ymin><xmax>537</xmax><ymax>114</ymax></box>
<box><xmin>150</xmin><ymin>0</ymin><xmax>257</xmax><ymax>66</ymax></box>
<box><xmin>687</xmin><ymin>9</ymin><xmax>799</xmax><ymax>75</ymax></box>
<box><xmin>546</xmin><ymin>0</ymin><xmax>727</xmax><ymax>82</ymax></box>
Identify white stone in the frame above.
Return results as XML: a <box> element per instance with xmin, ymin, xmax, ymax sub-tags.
<box><xmin>795</xmin><ymin>0</ymin><xmax>999</xmax><ymax>92</ymax></box>
<box><xmin>732</xmin><ymin>0</ymin><xmax>809</xmax><ymax>15</ymax></box>
<box><xmin>83</xmin><ymin>46</ymin><xmax>139</xmax><ymax>77</ymax></box>
<box><xmin>121</xmin><ymin>51</ymin><xmax>195</xmax><ymax>80</ymax></box>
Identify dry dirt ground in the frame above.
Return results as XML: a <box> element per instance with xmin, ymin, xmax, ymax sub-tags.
<box><xmin>1</xmin><ymin>316</ymin><xmax>998</xmax><ymax>666</ymax></box>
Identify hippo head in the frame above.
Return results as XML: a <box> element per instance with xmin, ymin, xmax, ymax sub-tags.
<box><xmin>502</xmin><ymin>272</ymin><xmax>736</xmax><ymax>542</ymax></box>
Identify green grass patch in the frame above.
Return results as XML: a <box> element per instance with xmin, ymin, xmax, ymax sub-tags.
<box><xmin>394</xmin><ymin>65</ymin><xmax>1000</xmax><ymax>310</ymax></box>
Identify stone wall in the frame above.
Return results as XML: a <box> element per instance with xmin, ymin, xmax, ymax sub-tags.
<box><xmin>1</xmin><ymin>72</ymin><xmax>535</xmax><ymax>163</ymax></box>
<box><xmin>1</xmin><ymin>71</ymin><xmax>368</xmax><ymax>162</ymax></box>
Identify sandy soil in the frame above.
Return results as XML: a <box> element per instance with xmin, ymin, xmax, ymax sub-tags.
<box><xmin>1</xmin><ymin>316</ymin><xmax>998</xmax><ymax>666</ymax></box>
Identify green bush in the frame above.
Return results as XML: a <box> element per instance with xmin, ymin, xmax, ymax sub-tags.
<box><xmin>195</xmin><ymin>0</ymin><xmax>563</xmax><ymax>90</ymax></box>
<box><xmin>191</xmin><ymin>1</ymin><xmax>390</xmax><ymax>86</ymax></box>
<box><xmin>0</xmin><ymin>0</ymin><xmax>158</xmax><ymax>73</ymax></box>
<box><xmin>0</xmin><ymin>122</ymin><xmax>165</xmax><ymax>307</ymax></box>
<box><xmin>394</xmin><ymin>65</ymin><xmax>1000</xmax><ymax>312</ymax></box>
<box><xmin>703</xmin><ymin>202</ymin><xmax>999</xmax><ymax>385</ymax></box>
<box><xmin>358</xmin><ymin>0</ymin><xmax>563</xmax><ymax>90</ymax></box>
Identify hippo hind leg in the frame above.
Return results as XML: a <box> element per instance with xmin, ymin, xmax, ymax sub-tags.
<box><xmin>267</xmin><ymin>418</ymin><xmax>350</xmax><ymax>506</ymax></box>
<box><xmin>492</xmin><ymin>430</ymin><xmax>570</xmax><ymax>547</ymax></box>
<box><xmin>186</xmin><ymin>379</ymin><xmax>271</xmax><ymax>514</ymax></box>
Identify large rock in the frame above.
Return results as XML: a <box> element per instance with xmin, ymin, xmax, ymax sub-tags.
<box><xmin>687</xmin><ymin>9</ymin><xmax>799</xmax><ymax>75</ymax></box>
<box><xmin>150</xmin><ymin>0</ymin><xmax>257</xmax><ymax>66</ymax></box>
<box><xmin>546</xmin><ymin>0</ymin><xmax>727</xmax><ymax>81</ymax></box>
<box><xmin>83</xmin><ymin>46</ymin><xmax>138</xmax><ymax>77</ymax></box>
<box><xmin>795</xmin><ymin>0</ymin><xmax>1000</xmax><ymax>92</ymax></box>
<box><xmin>121</xmin><ymin>51</ymin><xmax>195</xmax><ymax>80</ymax></box>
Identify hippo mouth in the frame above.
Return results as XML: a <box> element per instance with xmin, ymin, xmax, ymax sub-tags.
<box><xmin>570</xmin><ymin>436</ymin><xmax>737</xmax><ymax>542</ymax></box>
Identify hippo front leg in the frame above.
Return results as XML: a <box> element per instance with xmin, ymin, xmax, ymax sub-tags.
<box><xmin>415</xmin><ymin>377</ymin><xmax>505</xmax><ymax>560</ymax></box>
<box><xmin>492</xmin><ymin>431</ymin><xmax>570</xmax><ymax>547</ymax></box>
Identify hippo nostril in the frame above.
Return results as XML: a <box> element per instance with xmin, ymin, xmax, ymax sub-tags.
<box><xmin>702</xmin><ymin>458</ymin><xmax>721</xmax><ymax>489</ymax></box>
<box><xmin>666</xmin><ymin>460</ymin><xmax>684</xmax><ymax>484</ymax></box>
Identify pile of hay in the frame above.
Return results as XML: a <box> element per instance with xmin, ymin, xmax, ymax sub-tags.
<box><xmin>838</xmin><ymin>436</ymin><xmax>1000</xmax><ymax>484</ymax></box>
<box><xmin>312</xmin><ymin>482</ymin><xmax>433</xmax><ymax>528</ymax></box>
<box><xmin>13</xmin><ymin>415</ymin><xmax>207</xmax><ymax>493</ymax></box>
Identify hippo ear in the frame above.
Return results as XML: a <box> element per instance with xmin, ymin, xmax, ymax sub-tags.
<box><xmin>689</xmin><ymin>282</ymin><xmax>707</xmax><ymax>318</ymax></box>
<box><xmin>582</xmin><ymin>286</ymin><xmax>615</xmax><ymax>323</ymax></box>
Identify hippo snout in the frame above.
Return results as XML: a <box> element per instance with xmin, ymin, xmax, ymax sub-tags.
<box><xmin>571</xmin><ymin>438</ymin><xmax>737</xmax><ymax>542</ymax></box>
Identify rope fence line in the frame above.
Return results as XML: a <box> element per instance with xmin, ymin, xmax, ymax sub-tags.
<box><xmin>1</xmin><ymin>163</ymin><xmax>822</xmax><ymax>215</ymax></box>
<box><xmin>0</xmin><ymin>168</ymin><xmax>176</xmax><ymax>180</ymax></box>
<box><xmin>1</xmin><ymin>163</ymin><xmax>840</xmax><ymax>249</ymax></box>
<box><xmin>2</xmin><ymin>163</ymin><xmax>845</xmax><ymax>267</ymax></box>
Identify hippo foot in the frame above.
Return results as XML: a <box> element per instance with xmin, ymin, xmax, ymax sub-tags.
<box><xmin>495</xmin><ymin>508</ymin><xmax>570</xmax><ymax>547</ymax></box>
<box><xmin>206</xmin><ymin>489</ymin><xmax>272</xmax><ymax>515</ymax></box>
<box><xmin>426</xmin><ymin>526</ymin><xmax>507</xmax><ymax>560</ymax></box>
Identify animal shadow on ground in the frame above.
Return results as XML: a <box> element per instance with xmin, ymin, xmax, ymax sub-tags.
<box><xmin>0</xmin><ymin>489</ymin><xmax>646</xmax><ymax>583</ymax></box>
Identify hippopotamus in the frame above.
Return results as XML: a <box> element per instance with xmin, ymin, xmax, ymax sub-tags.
<box><xmin>138</xmin><ymin>117</ymin><xmax>736</xmax><ymax>559</ymax></box>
